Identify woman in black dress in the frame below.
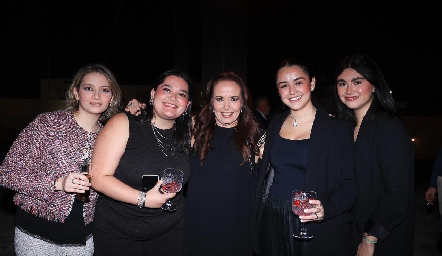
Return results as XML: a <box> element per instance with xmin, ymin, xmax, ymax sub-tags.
<box><xmin>253</xmin><ymin>58</ymin><xmax>357</xmax><ymax>256</ymax></box>
<box><xmin>182</xmin><ymin>71</ymin><xmax>263</xmax><ymax>256</ymax></box>
<box><xmin>90</xmin><ymin>69</ymin><xmax>194</xmax><ymax>256</ymax></box>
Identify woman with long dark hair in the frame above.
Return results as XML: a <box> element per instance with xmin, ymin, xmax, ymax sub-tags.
<box><xmin>254</xmin><ymin>58</ymin><xmax>357</xmax><ymax>256</ymax></box>
<box><xmin>334</xmin><ymin>54</ymin><xmax>414</xmax><ymax>256</ymax></box>
<box><xmin>182</xmin><ymin>71</ymin><xmax>263</xmax><ymax>256</ymax></box>
<box><xmin>90</xmin><ymin>69</ymin><xmax>193</xmax><ymax>255</ymax></box>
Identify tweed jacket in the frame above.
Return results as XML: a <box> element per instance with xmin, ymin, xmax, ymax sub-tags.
<box><xmin>0</xmin><ymin>110</ymin><xmax>100</xmax><ymax>224</ymax></box>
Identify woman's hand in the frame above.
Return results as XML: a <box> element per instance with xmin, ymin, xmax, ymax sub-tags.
<box><xmin>299</xmin><ymin>199</ymin><xmax>324</xmax><ymax>222</ymax></box>
<box><xmin>357</xmin><ymin>234</ymin><xmax>376</xmax><ymax>256</ymax></box>
<box><xmin>125</xmin><ymin>99</ymin><xmax>146</xmax><ymax>116</ymax></box>
<box><xmin>425</xmin><ymin>186</ymin><xmax>437</xmax><ymax>205</ymax></box>
<box><xmin>144</xmin><ymin>179</ymin><xmax>177</xmax><ymax>208</ymax></box>
<box><xmin>58</xmin><ymin>173</ymin><xmax>91</xmax><ymax>193</ymax></box>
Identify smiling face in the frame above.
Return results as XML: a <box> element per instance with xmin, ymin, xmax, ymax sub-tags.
<box><xmin>74</xmin><ymin>72</ymin><xmax>113</xmax><ymax>116</ymax></box>
<box><xmin>336</xmin><ymin>68</ymin><xmax>374</xmax><ymax>117</ymax></box>
<box><xmin>212</xmin><ymin>80</ymin><xmax>242</xmax><ymax>128</ymax></box>
<box><xmin>151</xmin><ymin>75</ymin><xmax>190</xmax><ymax>126</ymax></box>
<box><xmin>276</xmin><ymin>65</ymin><xmax>315</xmax><ymax>112</ymax></box>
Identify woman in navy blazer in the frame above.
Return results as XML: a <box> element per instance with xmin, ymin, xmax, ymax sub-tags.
<box><xmin>253</xmin><ymin>58</ymin><xmax>358</xmax><ymax>256</ymax></box>
<box><xmin>334</xmin><ymin>54</ymin><xmax>414</xmax><ymax>256</ymax></box>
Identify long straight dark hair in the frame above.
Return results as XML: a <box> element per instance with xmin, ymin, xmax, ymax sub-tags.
<box><xmin>333</xmin><ymin>54</ymin><xmax>399</xmax><ymax>125</ymax></box>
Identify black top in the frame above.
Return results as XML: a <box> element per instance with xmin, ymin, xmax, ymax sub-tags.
<box><xmin>183</xmin><ymin>125</ymin><xmax>255</xmax><ymax>256</ymax></box>
<box><xmin>268</xmin><ymin>136</ymin><xmax>308</xmax><ymax>199</ymax></box>
<box><xmin>253</xmin><ymin>103</ymin><xmax>357</xmax><ymax>256</ymax></box>
<box><xmin>15</xmin><ymin>199</ymin><xmax>91</xmax><ymax>245</ymax></box>
<box><xmin>93</xmin><ymin>113</ymin><xmax>190</xmax><ymax>240</ymax></box>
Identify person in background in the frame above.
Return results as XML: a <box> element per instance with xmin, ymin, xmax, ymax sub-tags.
<box><xmin>182</xmin><ymin>71</ymin><xmax>263</xmax><ymax>256</ymax></box>
<box><xmin>425</xmin><ymin>145</ymin><xmax>442</xmax><ymax>244</ymax></box>
<box><xmin>253</xmin><ymin>95</ymin><xmax>272</xmax><ymax>130</ymax></box>
<box><xmin>0</xmin><ymin>63</ymin><xmax>122</xmax><ymax>256</ymax></box>
<box><xmin>90</xmin><ymin>69</ymin><xmax>193</xmax><ymax>256</ymax></box>
<box><xmin>334</xmin><ymin>54</ymin><xmax>414</xmax><ymax>256</ymax></box>
<box><xmin>253</xmin><ymin>58</ymin><xmax>357</xmax><ymax>256</ymax></box>
<box><xmin>426</xmin><ymin>145</ymin><xmax>442</xmax><ymax>210</ymax></box>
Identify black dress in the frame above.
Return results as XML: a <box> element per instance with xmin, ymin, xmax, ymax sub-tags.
<box><xmin>182</xmin><ymin>125</ymin><xmax>255</xmax><ymax>256</ymax></box>
<box><xmin>259</xmin><ymin>136</ymin><xmax>310</xmax><ymax>256</ymax></box>
<box><xmin>93</xmin><ymin>113</ymin><xmax>190</xmax><ymax>256</ymax></box>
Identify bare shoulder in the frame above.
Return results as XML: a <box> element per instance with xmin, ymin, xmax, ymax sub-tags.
<box><xmin>99</xmin><ymin>112</ymin><xmax>129</xmax><ymax>137</ymax></box>
<box><xmin>105</xmin><ymin>112</ymin><xmax>128</xmax><ymax>127</ymax></box>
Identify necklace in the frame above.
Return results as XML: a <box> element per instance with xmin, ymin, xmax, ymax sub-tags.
<box><xmin>150</xmin><ymin>121</ymin><xmax>175</xmax><ymax>157</ymax></box>
<box><xmin>289</xmin><ymin>107</ymin><xmax>316</xmax><ymax>127</ymax></box>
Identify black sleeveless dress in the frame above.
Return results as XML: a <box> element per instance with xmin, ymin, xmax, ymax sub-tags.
<box><xmin>93</xmin><ymin>113</ymin><xmax>190</xmax><ymax>254</ymax></box>
<box><xmin>182</xmin><ymin>125</ymin><xmax>255</xmax><ymax>256</ymax></box>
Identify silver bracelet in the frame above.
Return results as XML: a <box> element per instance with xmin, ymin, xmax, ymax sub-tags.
<box><xmin>137</xmin><ymin>191</ymin><xmax>146</xmax><ymax>208</ymax></box>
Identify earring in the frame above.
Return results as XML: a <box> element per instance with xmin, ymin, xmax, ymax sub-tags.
<box><xmin>149</xmin><ymin>98</ymin><xmax>154</xmax><ymax>105</ymax></box>
<box><xmin>182</xmin><ymin>108</ymin><xmax>188</xmax><ymax>116</ymax></box>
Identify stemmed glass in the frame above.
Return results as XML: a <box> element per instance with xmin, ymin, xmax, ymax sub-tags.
<box><xmin>292</xmin><ymin>190</ymin><xmax>317</xmax><ymax>241</ymax></box>
<box><xmin>160</xmin><ymin>168</ymin><xmax>184</xmax><ymax>212</ymax></box>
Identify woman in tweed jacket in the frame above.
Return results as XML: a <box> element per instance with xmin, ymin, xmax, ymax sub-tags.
<box><xmin>0</xmin><ymin>63</ymin><xmax>122</xmax><ymax>256</ymax></box>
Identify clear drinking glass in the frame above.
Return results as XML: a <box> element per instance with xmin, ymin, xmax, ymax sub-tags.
<box><xmin>160</xmin><ymin>168</ymin><xmax>184</xmax><ymax>212</ymax></box>
<box><xmin>292</xmin><ymin>190</ymin><xmax>317</xmax><ymax>241</ymax></box>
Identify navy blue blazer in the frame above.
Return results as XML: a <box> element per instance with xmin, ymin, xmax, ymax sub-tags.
<box><xmin>253</xmin><ymin>103</ymin><xmax>358</xmax><ymax>255</ymax></box>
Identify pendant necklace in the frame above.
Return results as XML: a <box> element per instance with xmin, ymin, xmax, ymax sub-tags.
<box><xmin>150</xmin><ymin>121</ymin><xmax>175</xmax><ymax>157</ymax></box>
<box><xmin>289</xmin><ymin>107</ymin><xmax>316</xmax><ymax>127</ymax></box>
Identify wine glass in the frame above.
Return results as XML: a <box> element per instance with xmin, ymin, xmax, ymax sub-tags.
<box><xmin>292</xmin><ymin>190</ymin><xmax>317</xmax><ymax>241</ymax></box>
<box><xmin>160</xmin><ymin>168</ymin><xmax>184</xmax><ymax>212</ymax></box>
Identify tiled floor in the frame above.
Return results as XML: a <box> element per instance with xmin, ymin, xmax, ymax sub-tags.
<box><xmin>0</xmin><ymin>169</ymin><xmax>441</xmax><ymax>256</ymax></box>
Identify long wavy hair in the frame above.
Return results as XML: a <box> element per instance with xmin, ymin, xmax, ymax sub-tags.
<box><xmin>136</xmin><ymin>69</ymin><xmax>194</xmax><ymax>154</ymax></box>
<box><xmin>64</xmin><ymin>63</ymin><xmax>122</xmax><ymax>122</ymax></box>
<box><xmin>193</xmin><ymin>71</ymin><xmax>262</xmax><ymax>166</ymax></box>
<box><xmin>333</xmin><ymin>54</ymin><xmax>399</xmax><ymax>125</ymax></box>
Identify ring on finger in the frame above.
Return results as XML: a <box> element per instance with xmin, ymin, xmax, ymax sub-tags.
<box><xmin>314</xmin><ymin>212</ymin><xmax>319</xmax><ymax>220</ymax></box>
<box><xmin>72</xmin><ymin>178</ymin><xmax>75</xmax><ymax>184</ymax></box>
<box><xmin>129</xmin><ymin>102</ymin><xmax>134</xmax><ymax>106</ymax></box>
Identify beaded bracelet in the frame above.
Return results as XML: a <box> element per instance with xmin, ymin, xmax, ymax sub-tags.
<box><xmin>363</xmin><ymin>235</ymin><xmax>377</xmax><ymax>244</ymax></box>
<box><xmin>137</xmin><ymin>191</ymin><xmax>146</xmax><ymax>209</ymax></box>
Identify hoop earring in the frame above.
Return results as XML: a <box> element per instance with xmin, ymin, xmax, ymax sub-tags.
<box><xmin>149</xmin><ymin>98</ymin><xmax>154</xmax><ymax>105</ymax></box>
